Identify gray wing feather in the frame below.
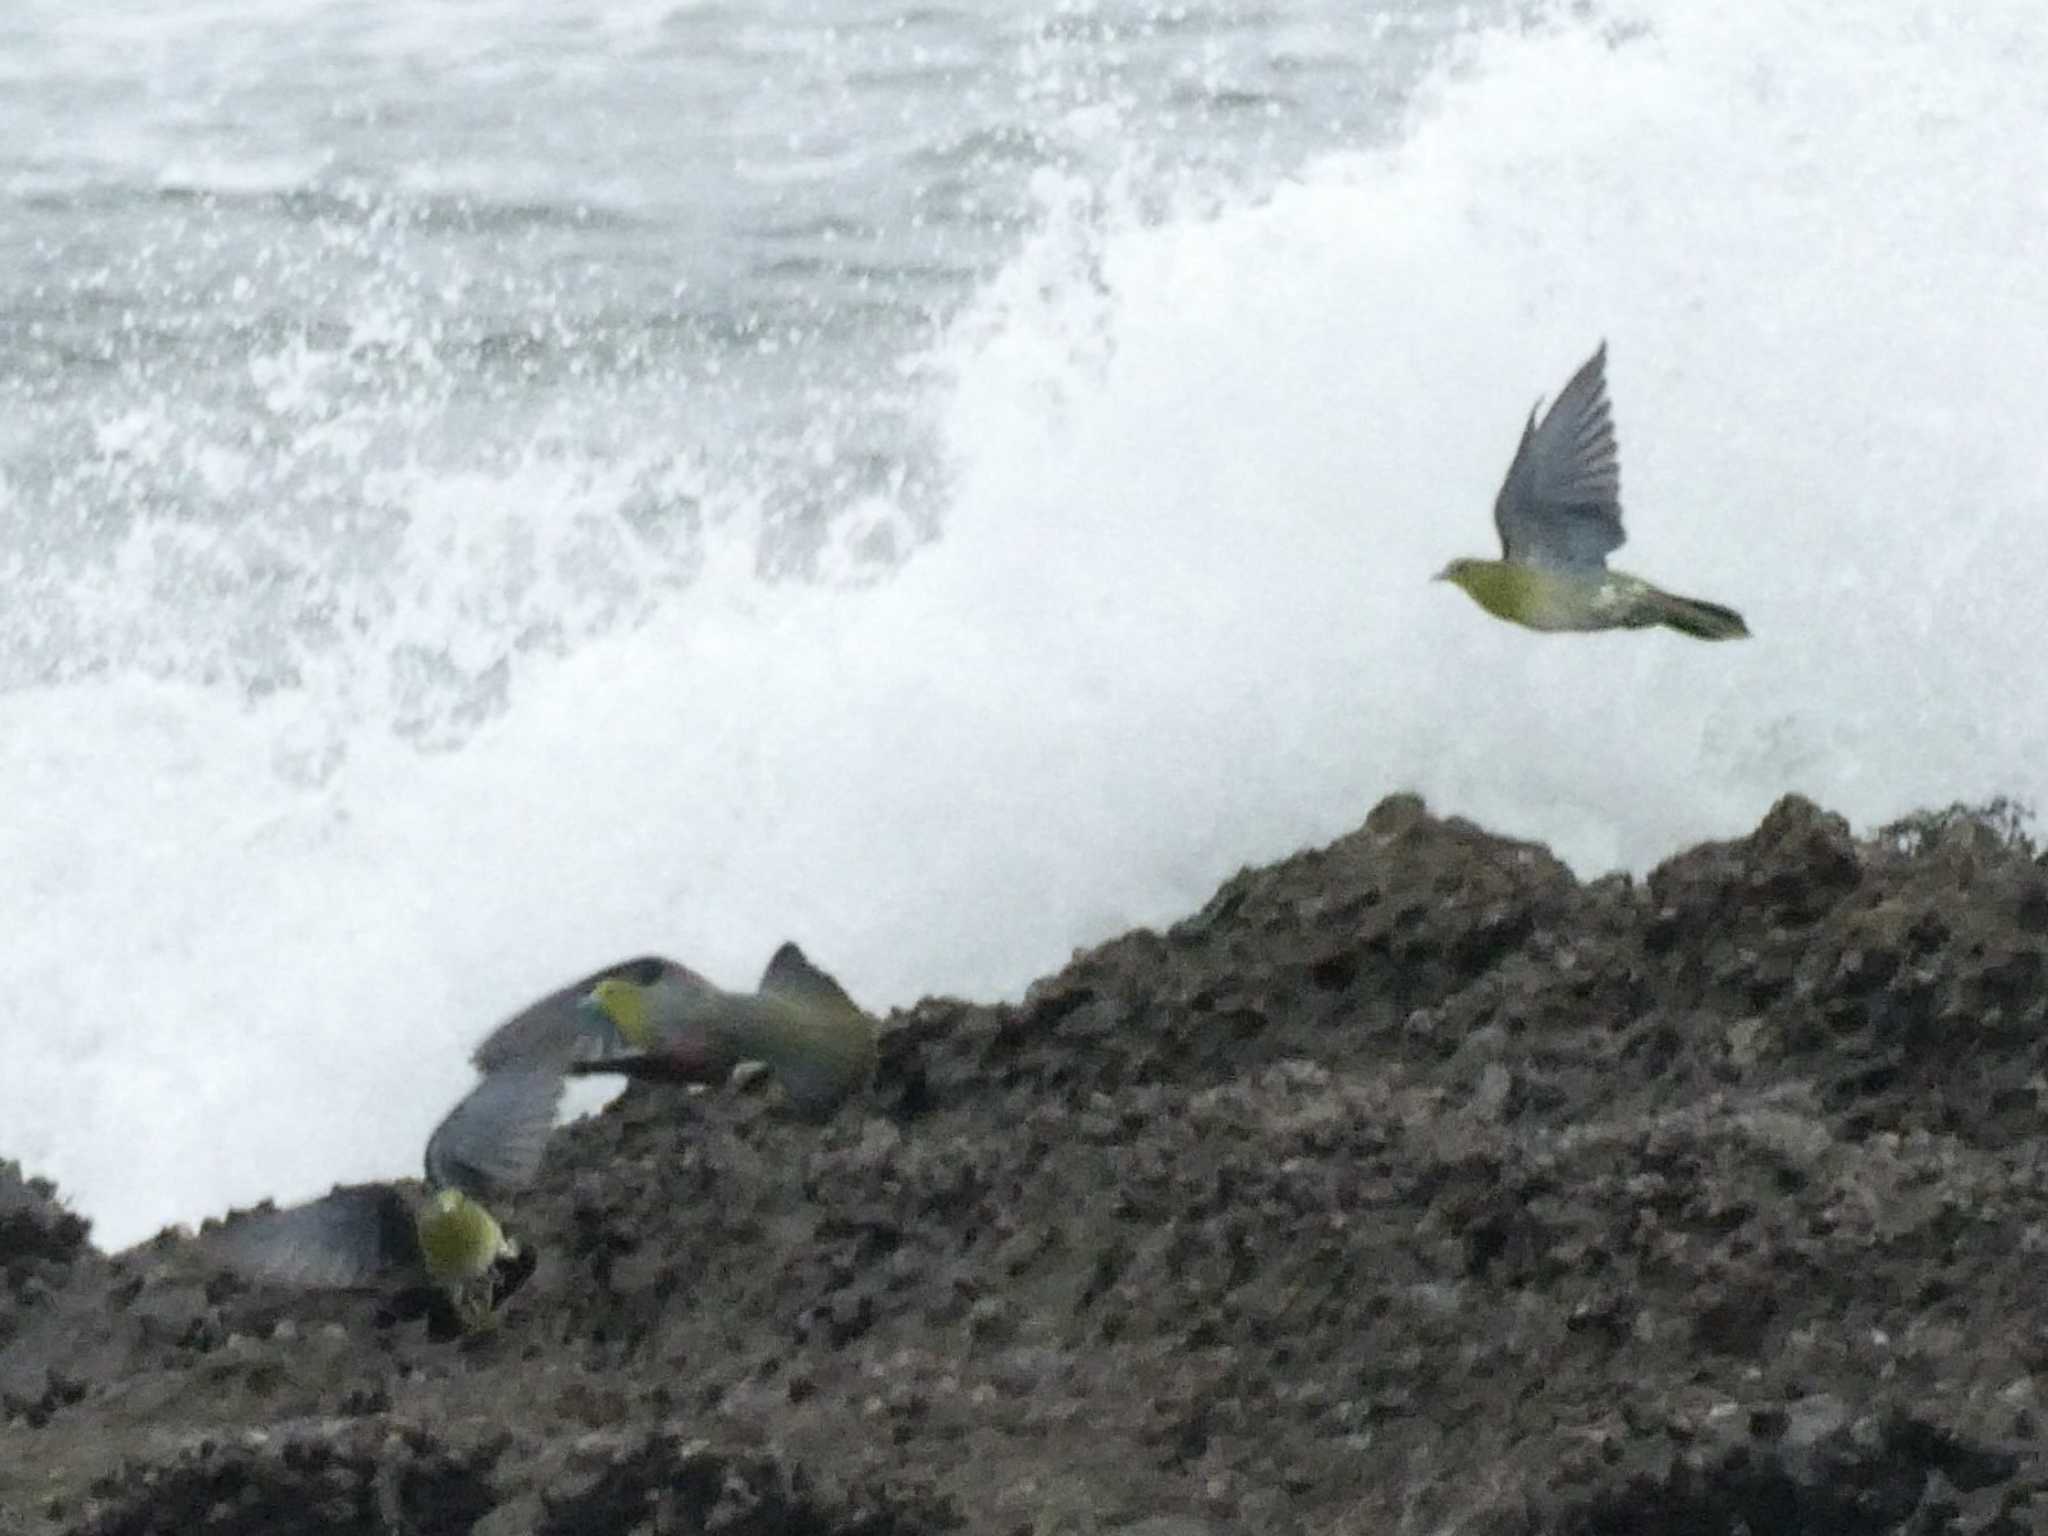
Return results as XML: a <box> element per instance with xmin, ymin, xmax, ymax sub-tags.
<box><xmin>424</xmin><ymin>1068</ymin><xmax>564</xmax><ymax>1198</ymax></box>
<box><xmin>468</xmin><ymin>979</ymin><xmax>602</xmax><ymax>1072</ymax></box>
<box><xmin>1492</xmin><ymin>341</ymin><xmax>1625</xmax><ymax>570</ymax></box>
<box><xmin>209</xmin><ymin>1184</ymin><xmax>419</xmax><ymax>1289</ymax></box>
<box><xmin>470</xmin><ymin>956</ymin><xmax>686</xmax><ymax>1070</ymax></box>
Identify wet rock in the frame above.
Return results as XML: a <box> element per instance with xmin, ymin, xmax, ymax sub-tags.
<box><xmin>73</xmin><ymin>1423</ymin><xmax>499</xmax><ymax>1536</ymax></box>
<box><xmin>8</xmin><ymin>795</ymin><xmax>2048</xmax><ymax>1532</ymax></box>
<box><xmin>0</xmin><ymin>1163</ymin><xmax>91</xmax><ymax>1324</ymax></box>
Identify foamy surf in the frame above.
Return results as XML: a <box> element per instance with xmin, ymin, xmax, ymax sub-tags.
<box><xmin>3</xmin><ymin>0</ymin><xmax>2042</xmax><ymax>1247</ymax></box>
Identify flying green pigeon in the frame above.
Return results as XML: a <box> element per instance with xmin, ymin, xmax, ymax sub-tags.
<box><xmin>1434</xmin><ymin>342</ymin><xmax>1749</xmax><ymax>640</ymax></box>
<box><xmin>207</xmin><ymin>1068</ymin><xmax>561</xmax><ymax>1338</ymax></box>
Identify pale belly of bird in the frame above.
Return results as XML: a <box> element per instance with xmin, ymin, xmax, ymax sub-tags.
<box><xmin>1505</xmin><ymin>568</ymin><xmax>1656</xmax><ymax>632</ymax></box>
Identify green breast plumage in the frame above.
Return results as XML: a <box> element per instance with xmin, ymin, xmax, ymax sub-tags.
<box><xmin>1455</xmin><ymin>561</ymin><xmax>1616</xmax><ymax>631</ymax></box>
<box><xmin>415</xmin><ymin>1189</ymin><xmax>512</xmax><ymax>1285</ymax></box>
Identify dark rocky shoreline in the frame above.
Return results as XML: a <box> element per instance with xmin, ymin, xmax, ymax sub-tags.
<box><xmin>4</xmin><ymin>793</ymin><xmax>2047</xmax><ymax>1535</ymax></box>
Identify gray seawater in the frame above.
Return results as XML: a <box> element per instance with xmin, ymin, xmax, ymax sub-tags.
<box><xmin>0</xmin><ymin>0</ymin><xmax>1473</xmax><ymax>740</ymax></box>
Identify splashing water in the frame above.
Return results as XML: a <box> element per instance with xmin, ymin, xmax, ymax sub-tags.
<box><xmin>2</xmin><ymin>0</ymin><xmax>2041</xmax><ymax>1245</ymax></box>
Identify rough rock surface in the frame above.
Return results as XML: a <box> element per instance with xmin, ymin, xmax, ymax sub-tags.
<box><xmin>5</xmin><ymin>794</ymin><xmax>2048</xmax><ymax>1534</ymax></box>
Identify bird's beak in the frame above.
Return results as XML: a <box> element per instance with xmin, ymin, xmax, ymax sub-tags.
<box><xmin>1429</xmin><ymin>567</ymin><xmax>1449</xmax><ymax>582</ymax></box>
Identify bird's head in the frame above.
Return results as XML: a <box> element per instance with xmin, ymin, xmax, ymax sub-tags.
<box><xmin>581</xmin><ymin>973</ymin><xmax>655</xmax><ymax>1049</ymax></box>
<box><xmin>1432</xmin><ymin>557</ymin><xmax>1483</xmax><ymax>590</ymax></box>
<box><xmin>1432</xmin><ymin>557</ymin><xmax>1532</xmax><ymax>620</ymax></box>
<box><xmin>578</xmin><ymin>958</ymin><xmax>716</xmax><ymax>1051</ymax></box>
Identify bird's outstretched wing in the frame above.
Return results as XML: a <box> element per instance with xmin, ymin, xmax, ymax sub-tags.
<box><xmin>1492</xmin><ymin>342</ymin><xmax>1624</xmax><ymax>570</ymax></box>
<box><xmin>423</xmin><ymin>1068</ymin><xmax>564</xmax><ymax>1198</ymax></box>
<box><xmin>470</xmin><ymin>956</ymin><xmax>684</xmax><ymax>1071</ymax></box>
<box><xmin>209</xmin><ymin>1183</ymin><xmax>419</xmax><ymax>1290</ymax></box>
<box><xmin>757</xmin><ymin>942</ymin><xmax>860</xmax><ymax>1015</ymax></box>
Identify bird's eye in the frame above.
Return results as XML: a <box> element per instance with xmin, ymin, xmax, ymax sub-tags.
<box><xmin>618</xmin><ymin>957</ymin><xmax>665</xmax><ymax>986</ymax></box>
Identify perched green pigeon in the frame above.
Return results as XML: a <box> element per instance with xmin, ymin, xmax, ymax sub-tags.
<box><xmin>207</xmin><ymin>1067</ymin><xmax>560</xmax><ymax>1338</ymax></box>
<box><xmin>568</xmin><ymin>944</ymin><xmax>878</xmax><ymax>1120</ymax></box>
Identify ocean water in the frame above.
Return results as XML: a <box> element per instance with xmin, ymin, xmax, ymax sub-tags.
<box><xmin>2</xmin><ymin>0</ymin><xmax>2042</xmax><ymax>1249</ymax></box>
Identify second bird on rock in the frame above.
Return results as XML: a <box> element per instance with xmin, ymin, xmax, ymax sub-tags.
<box><xmin>206</xmin><ymin>1066</ymin><xmax>562</xmax><ymax>1339</ymax></box>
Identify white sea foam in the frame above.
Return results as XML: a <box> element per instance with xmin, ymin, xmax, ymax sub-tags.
<box><xmin>5</xmin><ymin>0</ymin><xmax>2044</xmax><ymax>1247</ymax></box>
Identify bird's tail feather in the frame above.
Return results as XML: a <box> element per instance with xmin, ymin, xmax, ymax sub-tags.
<box><xmin>1649</xmin><ymin>588</ymin><xmax>1749</xmax><ymax>641</ymax></box>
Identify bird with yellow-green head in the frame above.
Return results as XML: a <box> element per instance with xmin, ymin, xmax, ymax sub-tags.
<box><xmin>205</xmin><ymin>1066</ymin><xmax>560</xmax><ymax>1340</ymax></box>
<box><xmin>473</xmin><ymin>943</ymin><xmax>877</xmax><ymax>1121</ymax></box>
<box><xmin>1435</xmin><ymin>342</ymin><xmax>1749</xmax><ymax>641</ymax></box>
